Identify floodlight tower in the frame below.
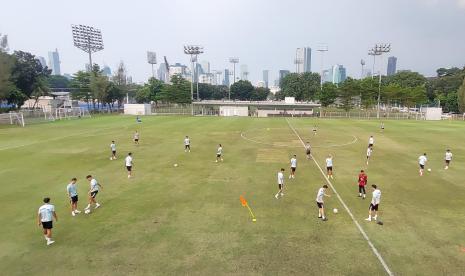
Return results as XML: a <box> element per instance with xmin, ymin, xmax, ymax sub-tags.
<box><xmin>71</xmin><ymin>24</ymin><xmax>104</xmax><ymax>71</ymax></box>
<box><xmin>317</xmin><ymin>44</ymin><xmax>328</xmax><ymax>89</ymax></box>
<box><xmin>229</xmin><ymin>57</ymin><xmax>239</xmax><ymax>84</ymax></box>
<box><xmin>368</xmin><ymin>43</ymin><xmax>391</xmax><ymax>119</ymax></box>
<box><xmin>360</xmin><ymin>59</ymin><xmax>366</xmax><ymax>79</ymax></box>
<box><xmin>147</xmin><ymin>51</ymin><xmax>157</xmax><ymax>79</ymax></box>
<box><xmin>184</xmin><ymin>45</ymin><xmax>204</xmax><ymax>101</ymax></box>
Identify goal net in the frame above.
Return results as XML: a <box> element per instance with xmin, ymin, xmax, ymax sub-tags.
<box><xmin>0</xmin><ymin>112</ymin><xmax>25</xmax><ymax>127</ymax></box>
<box><xmin>55</xmin><ymin>107</ymin><xmax>91</xmax><ymax>120</ymax></box>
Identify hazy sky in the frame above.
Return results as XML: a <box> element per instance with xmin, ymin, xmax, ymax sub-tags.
<box><xmin>2</xmin><ymin>0</ymin><xmax>465</xmax><ymax>84</ymax></box>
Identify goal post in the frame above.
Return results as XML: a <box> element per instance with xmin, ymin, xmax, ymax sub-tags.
<box><xmin>54</xmin><ymin>107</ymin><xmax>91</xmax><ymax>120</ymax></box>
<box><xmin>1</xmin><ymin>112</ymin><xmax>25</xmax><ymax>127</ymax></box>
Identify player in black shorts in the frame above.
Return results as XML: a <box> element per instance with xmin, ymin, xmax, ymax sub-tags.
<box><xmin>305</xmin><ymin>142</ymin><xmax>311</xmax><ymax>159</ymax></box>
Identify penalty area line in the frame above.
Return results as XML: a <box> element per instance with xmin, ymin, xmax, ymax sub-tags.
<box><xmin>285</xmin><ymin>118</ymin><xmax>394</xmax><ymax>276</ymax></box>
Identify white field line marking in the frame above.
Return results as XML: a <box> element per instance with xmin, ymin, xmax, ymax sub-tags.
<box><xmin>285</xmin><ymin>118</ymin><xmax>394</xmax><ymax>276</ymax></box>
<box><xmin>240</xmin><ymin>128</ymin><xmax>358</xmax><ymax>149</ymax></box>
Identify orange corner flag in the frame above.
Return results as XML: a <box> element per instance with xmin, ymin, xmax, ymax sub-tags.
<box><xmin>240</xmin><ymin>195</ymin><xmax>247</xmax><ymax>207</ymax></box>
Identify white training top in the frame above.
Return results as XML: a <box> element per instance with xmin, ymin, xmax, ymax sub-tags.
<box><xmin>134</xmin><ymin>133</ymin><xmax>139</xmax><ymax>139</ymax></box>
<box><xmin>38</xmin><ymin>204</ymin><xmax>55</xmax><ymax>222</ymax></box>
<box><xmin>369</xmin><ymin>137</ymin><xmax>374</xmax><ymax>144</ymax></box>
<box><xmin>67</xmin><ymin>183</ymin><xmax>78</xmax><ymax>197</ymax></box>
<box><xmin>110</xmin><ymin>143</ymin><xmax>116</xmax><ymax>151</ymax></box>
<box><xmin>367</xmin><ymin>148</ymin><xmax>372</xmax><ymax>157</ymax></box>
<box><xmin>184</xmin><ymin>138</ymin><xmax>190</xmax><ymax>145</ymax></box>
<box><xmin>316</xmin><ymin>188</ymin><xmax>325</xmax><ymax>203</ymax></box>
<box><xmin>445</xmin><ymin>152</ymin><xmax>453</xmax><ymax>161</ymax></box>
<box><xmin>290</xmin><ymin>158</ymin><xmax>297</xmax><ymax>168</ymax></box>
<box><xmin>371</xmin><ymin>189</ymin><xmax>381</xmax><ymax>205</ymax></box>
<box><xmin>277</xmin><ymin>172</ymin><xmax>284</xmax><ymax>184</ymax></box>
<box><xmin>418</xmin><ymin>155</ymin><xmax>427</xmax><ymax>165</ymax></box>
<box><xmin>326</xmin><ymin>157</ymin><xmax>333</xmax><ymax>167</ymax></box>
<box><xmin>90</xmin><ymin>178</ymin><xmax>100</xmax><ymax>192</ymax></box>
<box><xmin>217</xmin><ymin>147</ymin><xmax>223</xmax><ymax>155</ymax></box>
<box><xmin>125</xmin><ymin>155</ymin><xmax>133</xmax><ymax>167</ymax></box>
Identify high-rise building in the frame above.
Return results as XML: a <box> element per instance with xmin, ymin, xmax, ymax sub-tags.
<box><xmin>262</xmin><ymin>70</ymin><xmax>269</xmax><ymax>88</ymax></box>
<box><xmin>158</xmin><ymin>63</ymin><xmax>168</xmax><ymax>82</ymax></box>
<box><xmin>330</xmin><ymin>65</ymin><xmax>346</xmax><ymax>84</ymax></box>
<box><xmin>387</xmin><ymin>56</ymin><xmax>397</xmax><ymax>76</ymax></box>
<box><xmin>278</xmin><ymin>70</ymin><xmax>290</xmax><ymax>87</ymax></box>
<box><xmin>38</xmin><ymin>56</ymin><xmax>47</xmax><ymax>69</ymax></box>
<box><xmin>48</xmin><ymin>49</ymin><xmax>61</xmax><ymax>75</ymax></box>
<box><xmin>240</xmin><ymin>64</ymin><xmax>249</xmax><ymax>80</ymax></box>
<box><xmin>223</xmin><ymin>69</ymin><xmax>230</xmax><ymax>86</ymax></box>
<box><xmin>102</xmin><ymin>65</ymin><xmax>112</xmax><ymax>77</ymax></box>
<box><xmin>201</xmin><ymin>61</ymin><xmax>210</xmax><ymax>74</ymax></box>
<box><xmin>295</xmin><ymin>47</ymin><xmax>312</xmax><ymax>73</ymax></box>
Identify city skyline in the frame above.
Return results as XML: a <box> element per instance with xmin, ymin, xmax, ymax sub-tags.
<box><xmin>2</xmin><ymin>0</ymin><xmax>465</xmax><ymax>83</ymax></box>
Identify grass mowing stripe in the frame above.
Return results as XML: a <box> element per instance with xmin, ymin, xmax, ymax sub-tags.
<box><xmin>285</xmin><ymin>118</ymin><xmax>394</xmax><ymax>276</ymax></box>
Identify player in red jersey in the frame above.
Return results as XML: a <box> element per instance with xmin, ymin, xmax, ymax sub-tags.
<box><xmin>358</xmin><ymin>170</ymin><xmax>367</xmax><ymax>199</ymax></box>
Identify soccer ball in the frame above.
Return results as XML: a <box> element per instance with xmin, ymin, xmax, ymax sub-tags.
<box><xmin>427</xmin><ymin>168</ymin><xmax>432</xmax><ymax>172</ymax></box>
<box><xmin>174</xmin><ymin>164</ymin><xmax>178</xmax><ymax>167</ymax></box>
<box><xmin>333</xmin><ymin>208</ymin><xmax>338</xmax><ymax>214</ymax></box>
<box><xmin>85</xmin><ymin>209</ymin><xmax>91</xmax><ymax>214</ymax></box>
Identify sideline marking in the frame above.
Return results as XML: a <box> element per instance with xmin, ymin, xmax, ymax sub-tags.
<box><xmin>240</xmin><ymin>128</ymin><xmax>358</xmax><ymax>149</ymax></box>
<box><xmin>285</xmin><ymin>118</ymin><xmax>394</xmax><ymax>276</ymax></box>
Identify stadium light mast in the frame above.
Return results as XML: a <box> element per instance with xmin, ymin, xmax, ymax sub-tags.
<box><xmin>184</xmin><ymin>45</ymin><xmax>204</xmax><ymax>102</ymax></box>
<box><xmin>228</xmin><ymin>57</ymin><xmax>239</xmax><ymax>100</ymax></box>
<box><xmin>360</xmin><ymin>59</ymin><xmax>366</xmax><ymax>79</ymax></box>
<box><xmin>147</xmin><ymin>51</ymin><xmax>157</xmax><ymax>79</ymax></box>
<box><xmin>71</xmin><ymin>24</ymin><xmax>104</xmax><ymax>71</ymax></box>
<box><xmin>368</xmin><ymin>43</ymin><xmax>391</xmax><ymax>119</ymax></box>
<box><xmin>317</xmin><ymin>44</ymin><xmax>328</xmax><ymax>90</ymax></box>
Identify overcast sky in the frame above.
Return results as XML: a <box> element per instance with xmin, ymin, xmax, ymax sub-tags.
<box><xmin>2</xmin><ymin>0</ymin><xmax>465</xmax><ymax>84</ymax></box>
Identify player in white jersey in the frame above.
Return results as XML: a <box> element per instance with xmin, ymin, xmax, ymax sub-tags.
<box><xmin>366</xmin><ymin>185</ymin><xmax>381</xmax><ymax>221</ymax></box>
<box><xmin>184</xmin><ymin>136</ymin><xmax>191</xmax><ymax>152</ymax></box>
<box><xmin>418</xmin><ymin>153</ymin><xmax>428</xmax><ymax>176</ymax></box>
<box><xmin>315</xmin><ymin>185</ymin><xmax>330</xmax><ymax>221</ymax></box>
<box><xmin>216</xmin><ymin>144</ymin><xmax>223</xmax><ymax>162</ymax></box>
<box><xmin>289</xmin><ymin>155</ymin><xmax>297</xmax><ymax>179</ymax></box>
<box><xmin>368</xmin><ymin>136</ymin><xmax>374</xmax><ymax>149</ymax></box>
<box><xmin>110</xmin><ymin>141</ymin><xmax>117</xmax><ymax>160</ymax></box>
<box><xmin>305</xmin><ymin>142</ymin><xmax>312</xmax><ymax>159</ymax></box>
<box><xmin>312</xmin><ymin>125</ymin><xmax>317</xmax><ymax>136</ymax></box>
<box><xmin>37</xmin><ymin>197</ymin><xmax>58</xmax><ymax>245</ymax></box>
<box><xmin>66</xmin><ymin>177</ymin><xmax>81</xmax><ymax>216</ymax></box>
<box><xmin>85</xmin><ymin>175</ymin><xmax>102</xmax><ymax>211</ymax></box>
<box><xmin>125</xmin><ymin>152</ymin><xmax>133</xmax><ymax>178</ymax></box>
<box><xmin>444</xmin><ymin>149</ymin><xmax>453</xmax><ymax>170</ymax></box>
<box><xmin>275</xmin><ymin>168</ymin><xmax>285</xmax><ymax>199</ymax></box>
<box><xmin>325</xmin><ymin>155</ymin><xmax>334</xmax><ymax>179</ymax></box>
<box><xmin>133</xmin><ymin>131</ymin><xmax>140</xmax><ymax>145</ymax></box>
<box><xmin>380</xmin><ymin>122</ymin><xmax>385</xmax><ymax>133</ymax></box>
<box><xmin>366</xmin><ymin>147</ymin><xmax>373</xmax><ymax>165</ymax></box>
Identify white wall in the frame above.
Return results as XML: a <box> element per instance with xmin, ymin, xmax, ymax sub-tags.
<box><xmin>219</xmin><ymin>106</ymin><xmax>248</xmax><ymax>117</ymax></box>
<box><xmin>124</xmin><ymin>104</ymin><xmax>152</xmax><ymax>115</ymax></box>
<box><xmin>424</xmin><ymin>107</ymin><xmax>442</xmax><ymax>120</ymax></box>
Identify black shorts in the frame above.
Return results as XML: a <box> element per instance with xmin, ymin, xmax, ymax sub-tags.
<box><xmin>185</xmin><ymin>145</ymin><xmax>190</xmax><ymax>149</ymax></box>
<box><xmin>327</xmin><ymin>166</ymin><xmax>333</xmax><ymax>172</ymax></box>
<box><xmin>42</xmin><ymin>221</ymin><xmax>53</xmax><ymax>229</ymax></box>
<box><xmin>419</xmin><ymin>164</ymin><xmax>425</xmax><ymax>169</ymax></box>
<box><xmin>71</xmin><ymin>195</ymin><xmax>78</xmax><ymax>203</ymax></box>
<box><xmin>278</xmin><ymin>184</ymin><xmax>283</xmax><ymax>190</ymax></box>
<box><xmin>217</xmin><ymin>154</ymin><xmax>221</xmax><ymax>158</ymax></box>
<box><xmin>369</xmin><ymin>143</ymin><xmax>373</xmax><ymax>147</ymax></box>
<box><xmin>291</xmin><ymin>167</ymin><xmax>296</xmax><ymax>172</ymax></box>
<box><xmin>316</xmin><ymin>202</ymin><xmax>323</xmax><ymax>208</ymax></box>
<box><xmin>445</xmin><ymin>160</ymin><xmax>451</xmax><ymax>164</ymax></box>
<box><xmin>134</xmin><ymin>139</ymin><xmax>139</xmax><ymax>142</ymax></box>
<box><xmin>369</xmin><ymin>203</ymin><xmax>379</xmax><ymax>211</ymax></box>
<box><xmin>126</xmin><ymin>166</ymin><xmax>132</xmax><ymax>171</ymax></box>
<box><xmin>112</xmin><ymin>150</ymin><xmax>116</xmax><ymax>155</ymax></box>
<box><xmin>90</xmin><ymin>191</ymin><xmax>98</xmax><ymax>198</ymax></box>
<box><xmin>306</xmin><ymin>150</ymin><xmax>311</xmax><ymax>155</ymax></box>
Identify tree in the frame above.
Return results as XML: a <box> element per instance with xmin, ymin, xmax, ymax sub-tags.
<box><xmin>251</xmin><ymin>87</ymin><xmax>270</xmax><ymax>101</ymax></box>
<box><xmin>458</xmin><ymin>77</ymin><xmax>465</xmax><ymax>113</ymax></box>
<box><xmin>230</xmin><ymin>80</ymin><xmax>254</xmax><ymax>100</ymax></box>
<box><xmin>158</xmin><ymin>75</ymin><xmax>191</xmax><ymax>103</ymax></box>
<box><xmin>280</xmin><ymin>72</ymin><xmax>320</xmax><ymax>101</ymax></box>
<box><xmin>10</xmin><ymin>51</ymin><xmax>51</xmax><ymax>100</ymax></box>
<box><xmin>317</xmin><ymin>82</ymin><xmax>338</xmax><ymax>107</ymax></box>
<box><xmin>338</xmin><ymin>78</ymin><xmax>359</xmax><ymax>111</ymax></box>
<box><xmin>359</xmin><ymin>78</ymin><xmax>378</xmax><ymax>109</ymax></box>
<box><xmin>135</xmin><ymin>78</ymin><xmax>164</xmax><ymax>103</ymax></box>
<box><xmin>90</xmin><ymin>74</ymin><xmax>110</xmax><ymax>109</ymax></box>
<box><xmin>212</xmin><ymin>85</ymin><xmax>229</xmax><ymax>100</ymax></box>
<box><xmin>70</xmin><ymin>71</ymin><xmax>92</xmax><ymax>108</ymax></box>
<box><xmin>0</xmin><ymin>51</ymin><xmax>13</xmax><ymax>101</ymax></box>
<box><xmin>6</xmin><ymin>87</ymin><xmax>27</xmax><ymax>108</ymax></box>
<box><xmin>47</xmin><ymin>75</ymin><xmax>70</xmax><ymax>89</ymax></box>
<box><xmin>384</xmin><ymin>71</ymin><xmax>426</xmax><ymax>88</ymax></box>
<box><xmin>300</xmin><ymin>72</ymin><xmax>320</xmax><ymax>101</ymax></box>
<box><xmin>105</xmin><ymin>83</ymin><xmax>124</xmax><ymax>110</ymax></box>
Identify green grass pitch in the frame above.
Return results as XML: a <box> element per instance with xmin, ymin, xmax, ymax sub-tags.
<box><xmin>1</xmin><ymin>116</ymin><xmax>465</xmax><ymax>275</ymax></box>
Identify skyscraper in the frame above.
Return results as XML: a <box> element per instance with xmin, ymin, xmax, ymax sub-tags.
<box><xmin>38</xmin><ymin>56</ymin><xmax>47</xmax><ymax>69</ymax></box>
<box><xmin>262</xmin><ymin>70</ymin><xmax>269</xmax><ymax>88</ymax></box>
<box><xmin>240</xmin><ymin>64</ymin><xmax>249</xmax><ymax>80</ymax></box>
<box><xmin>102</xmin><ymin>65</ymin><xmax>112</xmax><ymax>77</ymax></box>
<box><xmin>295</xmin><ymin>47</ymin><xmax>312</xmax><ymax>73</ymax></box>
<box><xmin>201</xmin><ymin>61</ymin><xmax>210</xmax><ymax>74</ymax></box>
<box><xmin>48</xmin><ymin>49</ymin><xmax>61</xmax><ymax>75</ymax></box>
<box><xmin>158</xmin><ymin>63</ymin><xmax>168</xmax><ymax>82</ymax></box>
<box><xmin>328</xmin><ymin>65</ymin><xmax>346</xmax><ymax>84</ymax></box>
<box><xmin>278</xmin><ymin>70</ymin><xmax>290</xmax><ymax>87</ymax></box>
<box><xmin>223</xmin><ymin>69</ymin><xmax>230</xmax><ymax>86</ymax></box>
<box><xmin>387</xmin><ymin>56</ymin><xmax>397</xmax><ymax>76</ymax></box>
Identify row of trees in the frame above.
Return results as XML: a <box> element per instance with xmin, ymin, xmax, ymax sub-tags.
<box><xmin>278</xmin><ymin>69</ymin><xmax>465</xmax><ymax>112</ymax></box>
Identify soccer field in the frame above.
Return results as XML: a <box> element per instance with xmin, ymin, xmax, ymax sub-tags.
<box><xmin>1</xmin><ymin>116</ymin><xmax>465</xmax><ymax>275</ymax></box>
